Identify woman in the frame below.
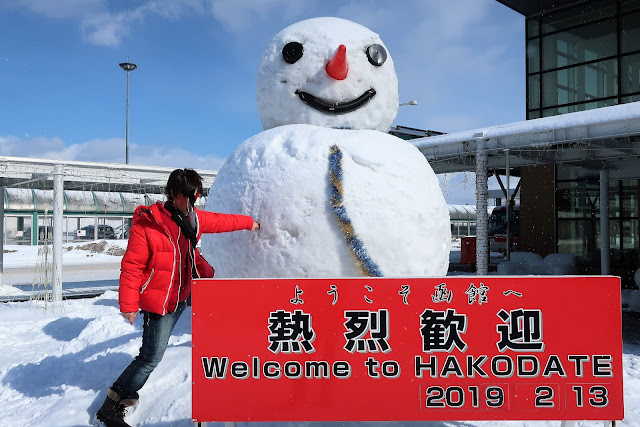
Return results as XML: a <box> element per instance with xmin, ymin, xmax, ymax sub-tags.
<box><xmin>96</xmin><ymin>168</ymin><xmax>259</xmax><ymax>427</ymax></box>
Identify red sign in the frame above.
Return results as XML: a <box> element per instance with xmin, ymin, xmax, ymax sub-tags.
<box><xmin>192</xmin><ymin>277</ymin><xmax>623</xmax><ymax>422</ymax></box>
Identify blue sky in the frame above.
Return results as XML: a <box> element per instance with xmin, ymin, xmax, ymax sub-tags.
<box><xmin>0</xmin><ymin>0</ymin><xmax>524</xmax><ymax>204</ymax></box>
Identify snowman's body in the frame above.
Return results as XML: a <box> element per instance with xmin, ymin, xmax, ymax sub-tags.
<box><xmin>202</xmin><ymin>17</ymin><xmax>450</xmax><ymax>278</ymax></box>
<box><xmin>202</xmin><ymin>124</ymin><xmax>450</xmax><ymax>277</ymax></box>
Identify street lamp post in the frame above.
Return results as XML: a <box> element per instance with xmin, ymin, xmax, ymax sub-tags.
<box><xmin>119</xmin><ymin>61</ymin><xmax>137</xmax><ymax>164</ymax></box>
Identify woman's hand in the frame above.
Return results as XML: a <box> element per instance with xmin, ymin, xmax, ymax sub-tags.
<box><xmin>121</xmin><ymin>312</ymin><xmax>138</xmax><ymax>325</ymax></box>
<box><xmin>251</xmin><ymin>221</ymin><xmax>260</xmax><ymax>231</ymax></box>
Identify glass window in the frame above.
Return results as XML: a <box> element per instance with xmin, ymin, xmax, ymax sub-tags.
<box><xmin>622</xmin><ymin>94</ymin><xmax>640</xmax><ymax>103</ymax></box>
<box><xmin>609</xmin><ymin>218</ymin><xmax>640</xmax><ymax>268</ymax></box>
<box><xmin>557</xmin><ymin>219</ymin><xmax>601</xmax><ymax>265</ymax></box>
<box><xmin>527</xmin><ymin>17</ymin><xmax>540</xmax><ymax>38</ymax></box>
<box><xmin>528</xmin><ymin>74</ymin><xmax>540</xmax><ymax>109</ymax></box>
<box><xmin>557</xmin><ymin>173</ymin><xmax>640</xmax><ymax>273</ymax></box>
<box><xmin>542</xmin><ymin>98</ymin><xmax>618</xmax><ymax>116</ymax></box>
<box><xmin>622</xmin><ymin>0</ymin><xmax>640</xmax><ymax>12</ymax></box>
<box><xmin>542</xmin><ymin>19</ymin><xmax>617</xmax><ymax>70</ymax></box>
<box><xmin>541</xmin><ymin>0</ymin><xmax>616</xmax><ymax>35</ymax></box>
<box><xmin>620</xmin><ymin>180</ymin><xmax>639</xmax><ymax>217</ymax></box>
<box><xmin>556</xmin><ymin>181</ymin><xmax>601</xmax><ymax>219</ymax></box>
<box><xmin>605</xmin><ymin>181</ymin><xmax>638</xmax><ymax>219</ymax></box>
<box><xmin>527</xmin><ymin>39</ymin><xmax>540</xmax><ymax>73</ymax></box>
<box><xmin>542</xmin><ymin>59</ymin><xmax>618</xmax><ymax>107</ymax></box>
<box><xmin>557</xmin><ymin>165</ymin><xmax>601</xmax><ymax>181</ymax></box>
<box><xmin>528</xmin><ymin>110</ymin><xmax>541</xmax><ymax>119</ymax></box>
<box><xmin>621</xmin><ymin>219</ymin><xmax>639</xmax><ymax>263</ymax></box>
<box><xmin>622</xmin><ymin>53</ymin><xmax>640</xmax><ymax>94</ymax></box>
<box><xmin>622</xmin><ymin>11</ymin><xmax>640</xmax><ymax>53</ymax></box>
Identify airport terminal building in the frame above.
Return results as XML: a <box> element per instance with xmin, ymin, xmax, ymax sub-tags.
<box><xmin>416</xmin><ymin>0</ymin><xmax>640</xmax><ymax>286</ymax></box>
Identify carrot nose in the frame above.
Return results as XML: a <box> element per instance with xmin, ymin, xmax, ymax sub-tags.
<box><xmin>326</xmin><ymin>45</ymin><xmax>348</xmax><ymax>80</ymax></box>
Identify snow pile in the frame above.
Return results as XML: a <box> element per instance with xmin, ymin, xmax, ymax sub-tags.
<box><xmin>257</xmin><ymin>17</ymin><xmax>399</xmax><ymax>132</ymax></box>
<box><xmin>496</xmin><ymin>252</ymin><xmax>577</xmax><ymax>275</ymax></box>
<box><xmin>0</xmin><ymin>283</ymin><xmax>28</xmax><ymax>296</ymax></box>
<box><xmin>66</xmin><ymin>240</ymin><xmax>126</xmax><ymax>256</ymax></box>
<box><xmin>0</xmin><ymin>291</ymin><xmax>193</xmax><ymax>426</ymax></box>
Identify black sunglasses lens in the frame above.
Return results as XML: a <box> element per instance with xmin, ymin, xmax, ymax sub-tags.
<box><xmin>183</xmin><ymin>189</ymin><xmax>196</xmax><ymax>205</ymax></box>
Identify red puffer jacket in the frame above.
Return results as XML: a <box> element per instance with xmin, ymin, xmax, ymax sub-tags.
<box><xmin>119</xmin><ymin>202</ymin><xmax>254</xmax><ymax>315</ymax></box>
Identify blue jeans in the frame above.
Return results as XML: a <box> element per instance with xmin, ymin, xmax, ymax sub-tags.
<box><xmin>112</xmin><ymin>301</ymin><xmax>187</xmax><ymax>400</ymax></box>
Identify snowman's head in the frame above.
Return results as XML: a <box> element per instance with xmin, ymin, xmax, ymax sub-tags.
<box><xmin>257</xmin><ymin>17</ymin><xmax>399</xmax><ymax>132</ymax></box>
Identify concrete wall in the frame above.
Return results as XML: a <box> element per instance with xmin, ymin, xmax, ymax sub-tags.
<box><xmin>519</xmin><ymin>164</ymin><xmax>556</xmax><ymax>257</ymax></box>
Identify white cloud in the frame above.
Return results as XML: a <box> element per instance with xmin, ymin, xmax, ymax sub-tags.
<box><xmin>6</xmin><ymin>0</ymin><xmax>210</xmax><ymax>47</ymax></box>
<box><xmin>81</xmin><ymin>1</ymin><xmax>212</xmax><ymax>47</ymax></box>
<box><xmin>0</xmin><ymin>135</ymin><xmax>226</xmax><ymax>171</ymax></box>
<box><xmin>1</xmin><ymin>135</ymin><xmax>67</xmax><ymax>156</ymax></box>
<box><xmin>81</xmin><ymin>12</ymin><xmax>133</xmax><ymax>47</ymax></box>
<box><xmin>8</xmin><ymin>0</ymin><xmax>105</xmax><ymax>19</ymax></box>
<box><xmin>6</xmin><ymin>0</ymin><xmax>305</xmax><ymax>46</ymax></box>
<box><xmin>209</xmin><ymin>0</ymin><xmax>303</xmax><ymax>32</ymax></box>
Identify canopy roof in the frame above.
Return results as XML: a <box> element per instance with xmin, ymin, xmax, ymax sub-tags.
<box><xmin>0</xmin><ymin>156</ymin><xmax>217</xmax><ymax>195</ymax></box>
<box><xmin>412</xmin><ymin>103</ymin><xmax>640</xmax><ymax>179</ymax></box>
<box><xmin>496</xmin><ymin>0</ymin><xmax>575</xmax><ymax>17</ymax></box>
<box><xmin>448</xmin><ymin>204</ymin><xmax>478</xmax><ymax>221</ymax></box>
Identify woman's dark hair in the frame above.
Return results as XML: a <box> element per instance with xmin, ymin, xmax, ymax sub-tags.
<box><xmin>165</xmin><ymin>168</ymin><xmax>204</xmax><ymax>202</ymax></box>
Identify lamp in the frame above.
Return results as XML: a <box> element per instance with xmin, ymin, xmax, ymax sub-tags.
<box><xmin>119</xmin><ymin>60</ymin><xmax>137</xmax><ymax>164</ymax></box>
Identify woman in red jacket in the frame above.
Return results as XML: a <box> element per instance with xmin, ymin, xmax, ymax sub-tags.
<box><xmin>96</xmin><ymin>168</ymin><xmax>259</xmax><ymax>427</ymax></box>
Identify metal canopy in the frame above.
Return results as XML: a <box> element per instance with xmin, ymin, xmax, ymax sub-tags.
<box><xmin>448</xmin><ymin>204</ymin><xmax>478</xmax><ymax>221</ymax></box>
<box><xmin>496</xmin><ymin>0</ymin><xmax>576</xmax><ymax>16</ymax></box>
<box><xmin>412</xmin><ymin>103</ymin><xmax>640</xmax><ymax>179</ymax></box>
<box><xmin>0</xmin><ymin>156</ymin><xmax>217</xmax><ymax>195</ymax></box>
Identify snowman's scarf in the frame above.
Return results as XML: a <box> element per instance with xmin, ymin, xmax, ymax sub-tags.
<box><xmin>329</xmin><ymin>144</ymin><xmax>384</xmax><ymax>277</ymax></box>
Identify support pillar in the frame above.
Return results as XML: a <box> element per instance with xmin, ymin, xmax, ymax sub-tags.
<box><xmin>0</xmin><ymin>180</ymin><xmax>4</xmax><ymax>287</ymax></box>
<box><xmin>475</xmin><ymin>134</ymin><xmax>489</xmax><ymax>275</ymax></box>
<box><xmin>505</xmin><ymin>149</ymin><xmax>511</xmax><ymax>260</ymax></box>
<box><xmin>600</xmin><ymin>169</ymin><xmax>610</xmax><ymax>275</ymax></box>
<box><xmin>52</xmin><ymin>164</ymin><xmax>64</xmax><ymax>302</ymax></box>
<box><xmin>32</xmin><ymin>211</ymin><xmax>38</xmax><ymax>245</ymax></box>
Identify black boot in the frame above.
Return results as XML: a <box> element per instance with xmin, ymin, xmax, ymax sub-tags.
<box><xmin>95</xmin><ymin>387</ymin><xmax>138</xmax><ymax>427</ymax></box>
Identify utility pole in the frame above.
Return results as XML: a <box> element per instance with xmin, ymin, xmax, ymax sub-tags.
<box><xmin>119</xmin><ymin>60</ymin><xmax>137</xmax><ymax>164</ymax></box>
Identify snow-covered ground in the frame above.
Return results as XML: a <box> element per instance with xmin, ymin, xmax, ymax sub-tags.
<box><xmin>1</xmin><ymin>241</ymin><xmax>640</xmax><ymax>426</ymax></box>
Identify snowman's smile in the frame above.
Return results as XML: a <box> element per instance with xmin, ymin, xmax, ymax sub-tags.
<box><xmin>295</xmin><ymin>89</ymin><xmax>376</xmax><ymax>114</ymax></box>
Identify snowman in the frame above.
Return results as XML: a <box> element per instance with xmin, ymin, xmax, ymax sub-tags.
<box><xmin>201</xmin><ymin>17</ymin><xmax>450</xmax><ymax>278</ymax></box>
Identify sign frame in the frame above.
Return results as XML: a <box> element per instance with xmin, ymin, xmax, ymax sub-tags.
<box><xmin>192</xmin><ymin>276</ymin><xmax>623</xmax><ymax>423</ymax></box>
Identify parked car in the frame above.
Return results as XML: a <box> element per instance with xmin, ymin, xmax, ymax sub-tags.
<box><xmin>77</xmin><ymin>225</ymin><xmax>115</xmax><ymax>239</ymax></box>
<box><xmin>114</xmin><ymin>224</ymin><xmax>129</xmax><ymax>239</ymax></box>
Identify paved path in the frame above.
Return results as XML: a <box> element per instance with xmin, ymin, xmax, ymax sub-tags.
<box><xmin>1</xmin><ymin>262</ymin><xmax>121</xmax><ymax>286</ymax></box>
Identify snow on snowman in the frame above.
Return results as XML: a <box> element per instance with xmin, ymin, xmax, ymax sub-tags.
<box><xmin>201</xmin><ymin>17</ymin><xmax>450</xmax><ymax>278</ymax></box>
